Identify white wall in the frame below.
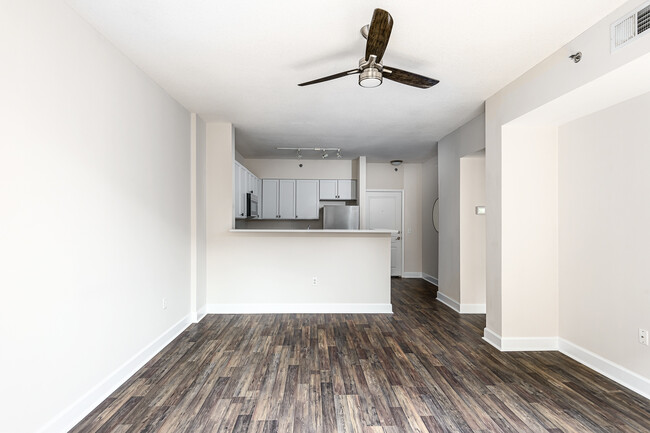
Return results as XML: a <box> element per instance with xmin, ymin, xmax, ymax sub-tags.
<box><xmin>459</xmin><ymin>152</ymin><xmax>486</xmax><ymax>306</ymax></box>
<box><xmin>485</xmin><ymin>0</ymin><xmax>650</xmax><ymax>338</ymax></box>
<box><xmin>421</xmin><ymin>156</ymin><xmax>439</xmax><ymax>281</ymax></box>
<box><xmin>205</xmin><ymin>124</ymin><xmax>391</xmax><ymax>310</ymax></box>
<box><xmin>501</xmin><ymin>126</ymin><xmax>559</xmax><ymax>337</ymax></box>
<box><xmin>403</xmin><ymin>164</ymin><xmax>423</xmax><ymax>274</ymax></box>
<box><xmin>438</xmin><ymin>114</ymin><xmax>486</xmax><ymax>304</ymax></box>
<box><xmin>559</xmin><ymin>92</ymin><xmax>650</xmax><ymax>380</ymax></box>
<box><xmin>0</xmin><ymin>2</ymin><xmax>191</xmax><ymax>432</ymax></box>
<box><xmin>242</xmin><ymin>158</ymin><xmax>356</xmax><ymax>179</ymax></box>
<box><xmin>196</xmin><ymin>116</ymin><xmax>208</xmax><ymax>316</ymax></box>
<box><xmin>367</xmin><ymin>163</ymin><xmax>404</xmax><ymax>189</ymax></box>
<box><xmin>367</xmin><ymin>163</ymin><xmax>423</xmax><ymax>275</ymax></box>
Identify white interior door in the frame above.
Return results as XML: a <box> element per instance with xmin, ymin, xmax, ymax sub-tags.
<box><xmin>366</xmin><ymin>191</ymin><xmax>403</xmax><ymax>277</ymax></box>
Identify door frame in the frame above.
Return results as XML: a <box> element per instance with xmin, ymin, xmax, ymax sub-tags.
<box><xmin>366</xmin><ymin>189</ymin><xmax>404</xmax><ymax>278</ymax></box>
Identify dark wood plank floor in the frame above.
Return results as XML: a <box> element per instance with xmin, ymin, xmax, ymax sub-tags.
<box><xmin>71</xmin><ymin>279</ymin><xmax>650</xmax><ymax>432</ymax></box>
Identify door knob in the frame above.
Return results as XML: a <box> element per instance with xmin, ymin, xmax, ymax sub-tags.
<box><xmin>396</xmin><ymin>236</ymin><xmax>401</xmax><ymax>240</ymax></box>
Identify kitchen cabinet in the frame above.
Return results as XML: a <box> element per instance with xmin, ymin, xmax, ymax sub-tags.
<box><xmin>295</xmin><ymin>179</ymin><xmax>319</xmax><ymax>219</ymax></box>
<box><xmin>262</xmin><ymin>179</ymin><xmax>295</xmax><ymax>219</ymax></box>
<box><xmin>278</xmin><ymin>180</ymin><xmax>295</xmax><ymax>219</ymax></box>
<box><xmin>262</xmin><ymin>179</ymin><xmax>318</xmax><ymax>220</ymax></box>
<box><xmin>319</xmin><ymin>179</ymin><xmax>357</xmax><ymax>200</ymax></box>
<box><xmin>261</xmin><ymin>179</ymin><xmax>279</xmax><ymax>219</ymax></box>
<box><xmin>234</xmin><ymin>161</ymin><xmax>260</xmax><ymax>219</ymax></box>
<box><xmin>234</xmin><ymin>163</ymin><xmax>245</xmax><ymax>219</ymax></box>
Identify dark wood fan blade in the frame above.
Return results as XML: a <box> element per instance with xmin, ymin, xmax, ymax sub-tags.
<box><xmin>365</xmin><ymin>9</ymin><xmax>393</xmax><ymax>63</ymax></box>
<box><xmin>297</xmin><ymin>69</ymin><xmax>360</xmax><ymax>86</ymax></box>
<box><xmin>383</xmin><ymin>66</ymin><xmax>439</xmax><ymax>89</ymax></box>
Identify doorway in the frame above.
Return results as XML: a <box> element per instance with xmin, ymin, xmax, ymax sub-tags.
<box><xmin>459</xmin><ymin>150</ymin><xmax>486</xmax><ymax>311</ymax></box>
<box><xmin>366</xmin><ymin>190</ymin><xmax>403</xmax><ymax>277</ymax></box>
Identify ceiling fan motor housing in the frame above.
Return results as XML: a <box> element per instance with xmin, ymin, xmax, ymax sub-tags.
<box><xmin>359</xmin><ymin>67</ymin><xmax>382</xmax><ymax>87</ymax></box>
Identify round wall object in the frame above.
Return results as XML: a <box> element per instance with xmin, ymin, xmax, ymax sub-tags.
<box><xmin>432</xmin><ymin>198</ymin><xmax>439</xmax><ymax>233</ymax></box>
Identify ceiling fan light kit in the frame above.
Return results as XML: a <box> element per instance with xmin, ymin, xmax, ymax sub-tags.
<box><xmin>298</xmin><ymin>8</ymin><xmax>439</xmax><ymax>89</ymax></box>
<box><xmin>359</xmin><ymin>67</ymin><xmax>383</xmax><ymax>88</ymax></box>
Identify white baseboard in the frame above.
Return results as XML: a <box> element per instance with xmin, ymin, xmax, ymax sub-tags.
<box><xmin>206</xmin><ymin>303</ymin><xmax>393</xmax><ymax>314</ymax></box>
<box><xmin>459</xmin><ymin>303</ymin><xmax>486</xmax><ymax>314</ymax></box>
<box><xmin>401</xmin><ymin>272</ymin><xmax>422</xmax><ymax>278</ymax></box>
<box><xmin>559</xmin><ymin>338</ymin><xmax>650</xmax><ymax>400</ymax></box>
<box><xmin>422</xmin><ymin>273</ymin><xmax>438</xmax><ymax>286</ymax></box>
<box><xmin>197</xmin><ymin>305</ymin><xmax>208</xmax><ymax>322</ymax></box>
<box><xmin>436</xmin><ymin>292</ymin><xmax>461</xmax><ymax>313</ymax></box>
<box><xmin>482</xmin><ymin>328</ymin><xmax>558</xmax><ymax>351</ymax></box>
<box><xmin>37</xmin><ymin>314</ymin><xmax>192</xmax><ymax>433</ymax></box>
<box><xmin>483</xmin><ymin>333</ymin><xmax>650</xmax><ymax>398</ymax></box>
<box><xmin>483</xmin><ymin>327</ymin><xmax>502</xmax><ymax>350</ymax></box>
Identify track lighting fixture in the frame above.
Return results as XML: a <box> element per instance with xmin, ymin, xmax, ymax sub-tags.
<box><xmin>276</xmin><ymin>147</ymin><xmax>343</xmax><ymax>159</ymax></box>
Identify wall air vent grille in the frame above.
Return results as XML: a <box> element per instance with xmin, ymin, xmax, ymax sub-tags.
<box><xmin>638</xmin><ymin>4</ymin><xmax>650</xmax><ymax>34</ymax></box>
<box><xmin>611</xmin><ymin>1</ymin><xmax>650</xmax><ymax>51</ymax></box>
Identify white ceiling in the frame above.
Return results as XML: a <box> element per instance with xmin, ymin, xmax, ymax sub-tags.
<box><xmin>66</xmin><ymin>0</ymin><xmax>629</xmax><ymax>162</ymax></box>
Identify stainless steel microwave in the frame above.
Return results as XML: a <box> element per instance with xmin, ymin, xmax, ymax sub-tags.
<box><xmin>246</xmin><ymin>193</ymin><xmax>259</xmax><ymax>218</ymax></box>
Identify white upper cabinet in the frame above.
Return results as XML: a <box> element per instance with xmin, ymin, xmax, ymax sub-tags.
<box><xmin>278</xmin><ymin>180</ymin><xmax>296</xmax><ymax>219</ymax></box>
<box><xmin>261</xmin><ymin>178</ymin><xmax>356</xmax><ymax>220</ymax></box>
<box><xmin>337</xmin><ymin>179</ymin><xmax>356</xmax><ymax>200</ymax></box>
<box><xmin>261</xmin><ymin>179</ymin><xmax>279</xmax><ymax>219</ymax></box>
<box><xmin>234</xmin><ymin>162</ymin><xmax>245</xmax><ymax>219</ymax></box>
<box><xmin>295</xmin><ymin>180</ymin><xmax>319</xmax><ymax>219</ymax></box>
<box><xmin>319</xmin><ymin>179</ymin><xmax>338</xmax><ymax>200</ymax></box>
<box><xmin>319</xmin><ymin>179</ymin><xmax>357</xmax><ymax>200</ymax></box>
<box><xmin>246</xmin><ymin>172</ymin><xmax>256</xmax><ymax>195</ymax></box>
<box><xmin>234</xmin><ymin>161</ymin><xmax>260</xmax><ymax>219</ymax></box>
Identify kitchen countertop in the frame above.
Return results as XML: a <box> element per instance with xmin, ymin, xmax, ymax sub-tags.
<box><xmin>229</xmin><ymin>229</ymin><xmax>394</xmax><ymax>234</ymax></box>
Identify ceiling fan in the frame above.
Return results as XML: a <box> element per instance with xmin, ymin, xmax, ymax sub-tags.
<box><xmin>298</xmin><ymin>8</ymin><xmax>439</xmax><ymax>89</ymax></box>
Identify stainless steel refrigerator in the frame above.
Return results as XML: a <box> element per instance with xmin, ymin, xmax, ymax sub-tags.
<box><xmin>323</xmin><ymin>205</ymin><xmax>359</xmax><ymax>230</ymax></box>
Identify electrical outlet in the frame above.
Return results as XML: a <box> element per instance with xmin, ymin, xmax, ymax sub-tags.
<box><xmin>162</xmin><ymin>298</ymin><xmax>167</xmax><ymax>310</ymax></box>
<box><xmin>312</xmin><ymin>277</ymin><xmax>318</xmax><ymax>286</ymax></box>
<box><xmin>639</xmin><ymin>328</ymin><xmax>649</xmax><ymax>345</ymax></box>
